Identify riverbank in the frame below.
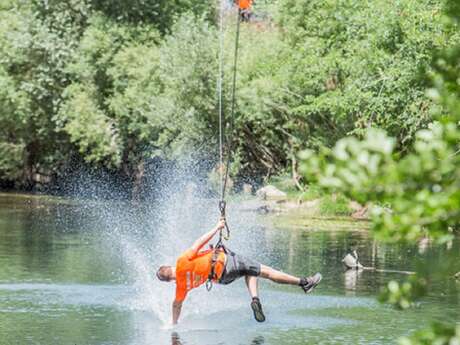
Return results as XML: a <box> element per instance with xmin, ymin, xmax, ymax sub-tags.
<box><xmin>238</xmin><ymin>195</ymin><xmax>370</xmax><ymax>232</ymax></box>
<box><xmin>239</xmin><ymin>178</ymin><xmax>370</xmax><ymax>229</ymax></box>
<box><xmin>1</xmin><ymin>184</ymin><xmax>370</xmax><ymax>231</ymax></box>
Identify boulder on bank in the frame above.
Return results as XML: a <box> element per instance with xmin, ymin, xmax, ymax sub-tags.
<box><xmin>242</xmin><ymin>183</ymin><xmax>253</xmax><ymax>195</ymax></box>
<box><xmin>238</xmin><ymin>199</ymin><xmax>273</xmax><ymax>214</ymax></box>
<box><xmin>256</xmin><ymin>185</ymin><xmax>287</xmax><ymax>200</ymax></box>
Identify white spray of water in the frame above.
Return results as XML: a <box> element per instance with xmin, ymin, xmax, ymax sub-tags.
<box><xmin>89</xmin><ymin>162</ymin><xmax>263</xmax><ymax>327</ymax></box>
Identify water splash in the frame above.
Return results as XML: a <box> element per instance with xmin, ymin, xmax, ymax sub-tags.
<box><xmin>75</xmin><ymin>161</ymin><xmax>263</xmax><ymax>326</ymax></box>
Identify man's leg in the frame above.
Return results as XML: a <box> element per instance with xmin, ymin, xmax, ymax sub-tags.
<box><xmin>245</xmin><ymin>276</ymin><xmax>265</xmax><ymax>322</ymax></box>
<box><xmin>259</xmin><ymin>264</ymin><xmax>322</xmax><ymax>293</ymax></box>
<box><xmin>245</xmin><ymin>275</ymin><xmax>258</xmax><ymax>298</ymax></box>
<box><xmin>221</xmin><ymin>251</ymin><xmax>321</xmax><ymax>322</ymax></box>
<box><xmin>259</xmin><ymin>265</ymin><xmax>300</xmax><ymax>285</ymax></box>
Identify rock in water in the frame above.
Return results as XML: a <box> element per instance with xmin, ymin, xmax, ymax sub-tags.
<box><xmin>256</xmin><ymin>185</ymin><xmax>287</xmax><ymax>200</ymax></box>
<box><xmin>242</xmin><ymin>183</ymin><xmax>253</xmax><ymax>195</ymax></box>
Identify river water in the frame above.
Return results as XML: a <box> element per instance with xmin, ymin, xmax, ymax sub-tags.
<box><xmin>0</xmin><ymin>192</ymin><xmax>458</xmax><ymax>345</ymax></box>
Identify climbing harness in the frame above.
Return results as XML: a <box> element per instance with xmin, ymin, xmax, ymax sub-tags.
<box><xmin>205</xmin><ymin>201</ymin><xmax>231</xmax><ymax>291</ymax></box>
<box><xmin>206</xmin><ymin>3</ymin><xmax>243</xmax><ymax>291</ymax></box>
<box><xmin>205</xmin><ymin>231</ymin><xmax>228</xmax><ymax>291</ymax></box>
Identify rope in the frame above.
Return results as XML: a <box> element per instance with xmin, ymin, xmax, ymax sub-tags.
<box><xmin>206</xmin><ymin>4</ymin><xmax>241</xmax><ymax>291</ymax></box>
<box><xmin>216</xmin><ymin>5</ymin><xmax>241</xmax><ymax>242</ymax></box>
<box><xmin>207</xmin><ymin>5</ymin><xmax>242</xmax><ymax>292</ymax></box>
<box><xmin>218</xmin><ymin>0</ymin><xmax>225</xmax><ymax>199</ymax></box>
<box><xmin>220</xmin><ymin>8</ymin><xmax>241</xmax><ymax>203</ymax></box>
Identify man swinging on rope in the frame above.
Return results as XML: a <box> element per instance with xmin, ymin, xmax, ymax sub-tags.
<box><xmin>156</xmin><ymin>218</ymin><xmax>322</xmax><ymax>324</ymax></box>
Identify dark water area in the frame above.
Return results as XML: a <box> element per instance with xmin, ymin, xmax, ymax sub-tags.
<box><xmin>0</xmin><ymin>193</ymin><xmax>458</xmax><ymax>345</ymax></box>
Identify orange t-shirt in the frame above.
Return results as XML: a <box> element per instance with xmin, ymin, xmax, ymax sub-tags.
<box><xmin>238</xmin><ymin>0</ymin><xmax>252</xmax><ymax>10</ymax></box>
<box><xmin>175</xmin><ymin>248</ymin><xmax>226</xmax><ymax>302</ymax></box>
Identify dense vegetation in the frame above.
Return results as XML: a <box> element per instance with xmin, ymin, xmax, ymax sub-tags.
<box><xmin>0</xmin><ymin>0</ymin><xmax>454</xmax><ymax>196</ymax></box>
<box><xmin>301</xmin><ymin>0</ymin><xmax>460</xmax><ymax>343</ymax></box>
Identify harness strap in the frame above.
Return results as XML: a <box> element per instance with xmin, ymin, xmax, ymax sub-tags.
<box><xmin>206</xmin><ymin>243</ymin><xmax>228</xmax><ymax>291</ymax></box>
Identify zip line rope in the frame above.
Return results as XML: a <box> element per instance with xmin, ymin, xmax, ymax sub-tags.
<box><xmin>217</xmin><ymin>5</ymin><xmax>242</xmax><ymax>242</ymax></box>
<box><xmin>207</xmin><ymin>5</ymin><xmax>242</xmax><ymax>292</ymax></box>
<box><xmin>218</xmin><ymin>0</ymin><xmax>224</xmax><ymax>202</ymax></box>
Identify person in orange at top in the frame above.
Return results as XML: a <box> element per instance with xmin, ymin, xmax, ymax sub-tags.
<box><xmin>238</xmin><ymin>0</ymin><xmax>252</xmax><ymax>10</ymax></box>
<box><xmin>156</xmin><ymin>217</ymin><xmax>322</xmax><ymax>324</ymax></box>
<box><xmin>236</xmin><ymin>0</ymin><xmax>253</xmax><ymax>21</ymax></box>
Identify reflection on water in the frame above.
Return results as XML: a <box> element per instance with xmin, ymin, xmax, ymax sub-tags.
<box><xmin>251</xmin><ymin>335</ymin><xmax>265</xmax><ymax>345</ymax></box>
<box><xmin>172</xmin><ymin>332</ymin><xmax>264</xmax><ymax>345</ymax></box>
<box><xmin>171</xmin><ymin>332</ymin><xmax>182</xmax><ymax>345</ymax></box>
<box><xmin>0</xmin><ymin>193</ymin><xmax>459</xmax><ymax>345</ymax></box>
<box><xmin>344</xmin><ymin>269</ymin><xmax>363</xmax><ymax>293</ymax></box>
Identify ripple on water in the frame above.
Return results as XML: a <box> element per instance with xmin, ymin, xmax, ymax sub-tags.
<box><xmin>0</xmin><ymin>282</ymin><xmax>374</xmax><ymax>343</ymax></box>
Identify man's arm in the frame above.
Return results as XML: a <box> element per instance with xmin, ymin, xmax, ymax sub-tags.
<box><xmin>172</xmin><ymin>300</ymin><xmax>183</xmax><ymax>325</ymax></box>
<box><xmin>189</xmin><ymin>218</ymin><xmax>226</xmax><ymax>258</ymax></box>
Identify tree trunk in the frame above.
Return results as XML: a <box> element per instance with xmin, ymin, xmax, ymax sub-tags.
<box><xmin>23</xmin><ymin>142</ymin><xmax>38</xmax><ymax>190</ymax></box>
<box><xmin>291</xmin><ymin>153</ymin><xmax>304</xmax><ymax>191</ymax></box>
<box><xmin>131</xmin><ymin>159</ymin><xmax>145</xmax><ymax>202</ymax></box>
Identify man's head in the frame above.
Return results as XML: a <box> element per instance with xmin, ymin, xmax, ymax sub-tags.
<box><xmin>156</xmin><ymin>265</ymin><xmax>174</xmax><ymax>282</ymax></box>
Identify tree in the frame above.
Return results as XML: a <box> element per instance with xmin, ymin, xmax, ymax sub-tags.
<box><xmin>276</xmin><ymin>0</ymin><xmax>450</xmax><ymax>151</ymax></box>
<box><xmin>299</xmin><ymin>0</ymin><xmax>460</xmax><ymax>342</ymax></box>
<box><xmin>0</xmin><ymin>0</ymin><xmax>83</xmax><ymax>187</ymax></box>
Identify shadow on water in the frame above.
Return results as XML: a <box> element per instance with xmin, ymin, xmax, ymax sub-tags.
<box><xmin>171</xmin><ymin>332</ymin><xmax>182</xmax><ymax>345</ymax></box>
<box><xmin>172</xmin><ymin>332</ymin><xmax>265</xmax><ymax>345</ymax></box>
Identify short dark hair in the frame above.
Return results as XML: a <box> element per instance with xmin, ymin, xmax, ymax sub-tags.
<box><xmin>156</xmin><ymin>265</ymin><xmax>172</xmax><ymax>282</ymax></box>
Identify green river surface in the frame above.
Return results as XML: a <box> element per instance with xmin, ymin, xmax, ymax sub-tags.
<box><xmin>0</xmin><ymin>193</ymin><xmax>458</xmax><ymax>345</ymax></box>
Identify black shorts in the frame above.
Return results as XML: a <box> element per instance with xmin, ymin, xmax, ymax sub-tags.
<box><xmin>218</xmin><ymin>251</ymin><xmax>261</xmax><ymax>285</ymax></box>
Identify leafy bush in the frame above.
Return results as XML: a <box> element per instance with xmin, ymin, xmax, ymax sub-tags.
<box><xmin>399</xmin><ymin>323</ymin><xmax>460</xmax><ymax>345</ymax></box>
<box><xmin>300</xmin><ymin>0</ymin><xmax>460</xmax><ymax>342</ymax></box>
<box><xmin>275</xmin><ymin>0</ymin><xmax>451</xmax><ymax>150</ymax></box>
<box><xmin>378</xmin><ymin>276</ymin><xmax>427</xmax><ymax>310</ymax></box>
<box><xmin>319</xmin><ymin>194</ymin><xmax>351</xmax><ymax>216</ymax></box>
<box><xmin>0</xmin><ymin>0</ymin><xmax>458</xmax><ymax>194</ymax></box>
<box><xmin>300</xmin><ymin>123</ymin><xmax>460</xmax><ymax>242</ymax></box>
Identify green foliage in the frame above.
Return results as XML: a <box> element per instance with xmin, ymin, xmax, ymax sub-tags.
<box><xmin>0</xmin><ymin>142</ymin><xmax>24</xmax><ymax>180</ymax></box>
<box><xmin>0</xmin><ymin>0</ymin><xmax>217</xmax><ymax>187</ymax></box>
<box><xmin>0</xmin><ymin>0</ymin><xmax>83</xmax><ymax>185</ymax></box>
<box><xmin>276</xmin><ymin>0</ymin><xmax>451</xmax><ymax>149</ymax></box>
<box><xmin>399</xmin><ymin>323</ymin><xmax>460</xmax><ymax>345</ymax></box>
<box><xmin>0</xmin><ymin>64</ymin><xmax>29</xmax><ymax>182</ymax></box>
<box><xmin>89</xmin><ymin>0</ymin><xmax>215</xmax><ymax>34</ymax></box>
<box><xmin>231</xmin><ymin>25</ymin><xmax>291</xmax><ymax>176</ymax></box>
<box><xmin>300</xmin><ymin>0</ymin><xmax>460</xmax><ymax>342</ymax></box>
<box><xmin>378</xmin><ymin>276</ymin><xmax>427</xmax><ymax>310</ymax></box>
<box><xmin>319</xmin><ymin>194</ymin><xmax>351</xmax><ymax>216</ymax></box>
<box><xmin>0</xmin><ymin>0</ymin><xmax>457</xmax><ymax>196</ymax></box>
<box><xmin>300</xmin><ymin>185</ymin><xmax>322</xmax><ymax>201</ymax></box>
<box><xmin>300</xmin><ymin>123</ymin><xmax>460</xmax><ymax>243</ymax></box>
<box><xmin>153</xmin><ymin>15</ymin><xmax>219</xmax><ymax>158</ymax></box>
<box><xmin>268</xmin><ymin>173</ymin><xmax>298</xmax><ymax>193</ymax></box>
<box><xmin>58</xmin><ymin>84</ymin><xmax>122</xmax><ymax>167</ymax></box>
<box><xmin>288</xmin><ymin>185</ymin><xmax>321</xmax><ymax>202</ymax></box>
<box><xmin>57</xmin><ymin>15</ymin><xmax>160</xmax><ymax>170</ymax></box>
